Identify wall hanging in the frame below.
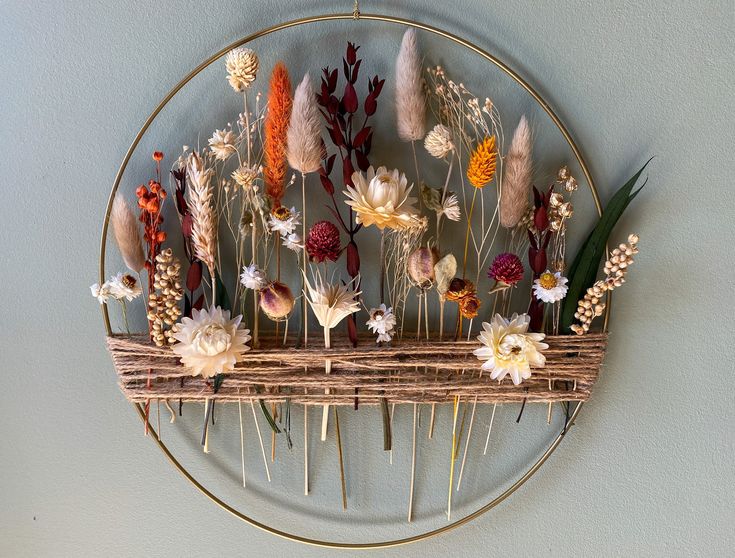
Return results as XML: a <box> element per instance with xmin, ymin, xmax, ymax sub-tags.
<box><xmin>96</xmin><ymin>1</ymin><xmax>647</xmax><ymax>548</ymax></box>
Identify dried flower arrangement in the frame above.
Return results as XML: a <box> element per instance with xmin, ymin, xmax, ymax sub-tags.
<box><xmin>98</xmin><ymin>28</ymin><xmax>648</xmax><ymax>523</ymax></box>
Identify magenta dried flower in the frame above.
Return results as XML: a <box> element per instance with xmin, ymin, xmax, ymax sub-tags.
<box><xmin>305</xmin><ymin>220</ymin><xmax>341</xmax><ymax>263</ymax></box>
<box><xmin>488</xmin><ymin>252</ymin><xmax>524</xmax><ymax>286</ymax></box>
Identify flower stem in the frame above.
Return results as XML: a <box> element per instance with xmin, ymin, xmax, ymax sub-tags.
<box><xmin>302</xmin><ymin>172</ymin><xmax>308</xmax><ymax>347</ymax></box>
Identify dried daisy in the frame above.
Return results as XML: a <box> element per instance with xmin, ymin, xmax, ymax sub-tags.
<box><xmin>571</xmin><ymin>234</ymin><xmax>639</xmax><ymax>335</ymax></box>
<box><xmin>110</xmin><ymin>194</ymin><xmax>146</xmax><ymax>273</ymax></box>
<box><xmin>345</xmin><ymin>166</ymin><xmax>418</xmax><ymax>230</ymax></box>
<box><xmin>147</xmin><ymin>249</ymin><xmax>184</xmax><ymax>347</ymax></box>
<box><xmin>395</xmin><ymin>28</ymin><xmax>426</xmax><ymax>142</ymax></box>
<box><xmin>366</xmin><ymin>304</ymin><xmax>397</xmax><ymax>343</ymax></box>
<box><xmin>304</xmin><ymin>271</ymin><xmax>361</xmax><ymax>348</ymax></box>
<box><xmin>532</xmin><ymin>270</ymin><xmax>569</xmax><ymax>303</ymax></box>
<box><xmin>231</xmin><ymin>164</ymin><xmax>259</xmax><ymax>190</ymax></box>
<box><xmin>268</xmin><ymin>206</ymin><xmax>300</xmax><ymax>236</ymax></box>
<box><xmin>208</xmin><ymin>128</ymin><xmax>237</xmax><ymax>161</ymax></box>
<box><xmin>424</xmin><ymin>124</ymin><xmax>454</xmax><ymax>159</ymax></box>
<box><xmin>500</xmin><ymin>116</ymin><xmax>532</xmax><ymax>228</ymax></box>
<box><xmin>226</xmin><ymin>47</ymin><xmax>259</xmax><ymax>92</ymax></box>
<box><xmin>467</xmin><ymin>136</ymin><xmax>497</xmax><ymax>189</ymax></box>
<box><xmin>240</xmin><ymin>263</ymin><xmax>268</xmax><ymax>290</ymax></box>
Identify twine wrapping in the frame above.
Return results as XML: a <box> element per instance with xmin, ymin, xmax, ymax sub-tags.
<box><xmin>107</xmin><ymin>333</ymin><xmax>607</xmax><ymax>405</ymax></box>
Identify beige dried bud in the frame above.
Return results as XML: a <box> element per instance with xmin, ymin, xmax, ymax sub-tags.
<box><xmin>226</xmin><ymin>48</ymin><xmax>259</xmax><ymax>92</ymax></box>
<box><xmin>424</xmin><ymin>124</ymin><xmax>454</xmax><ymax>159</ymax></box>
<box><xmin>408</xmin><ymin>246</ymin><xmax>439</xmax><ymax>290</ymax></box>
<box><xmin>259</xmin><ymin>281</ymin><xmax>295</xmax><ymax>321</ymax></box>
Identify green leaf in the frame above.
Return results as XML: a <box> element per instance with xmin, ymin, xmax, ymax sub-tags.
<box><xmin>560</xmin><ymin>160</ymin><xmax>651</xmax><ymax>332</ymax></box>
<box><xmin>215</xmin><ymin>275</ymin><xmax>231</xmax><ymax>311</ymax></box>
<box><xmin>420</xmin><ymin>182</ymin><xmax>443</xmax><ymax>213</ymax></box>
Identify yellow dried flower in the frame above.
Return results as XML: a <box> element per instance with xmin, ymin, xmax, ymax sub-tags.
<box><xmin>466</xmin><ymin>136</ymin><xmax>497</xmax><ymax>189</ymax></box>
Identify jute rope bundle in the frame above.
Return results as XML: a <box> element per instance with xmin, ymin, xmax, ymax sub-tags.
<box><xmin>108</xmin><ymin>333</ymin><xmax>607</xmax><ymax>405</ymax></box>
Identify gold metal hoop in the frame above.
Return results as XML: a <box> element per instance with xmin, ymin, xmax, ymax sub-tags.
<box><xmin>100</xmin><ymin>11</ymin><xmax>606</xmax><ymax>549</ymax></box>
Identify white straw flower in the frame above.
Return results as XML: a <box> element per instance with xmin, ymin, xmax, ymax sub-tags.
<box><xmin>172</xmin><ymin>306</ymin><xmax>251</xmax><ymax>378</ymax></box>
<box><xmin>438</xmin><ymin>192</ymin><xmax>461</xmax><ymax>222</ymax></box>
<box><xmin>345</xmin><ymin>166</ymin><xmax>418</xmax><ymax>230</ymax></box>
<box><xmin>473</xmin><ymin>313</ymin><xmax>548</xmax><ymax>385</ymax></box>
<box><xmin>231</xmin><ymin>164</ymin><xmax>260</xmax><ymax>190</ymax></box>
<box><xmin>304</xmin><ymin>271</ymin><xmax>361</xmax><ymax>332</ymax></box>
<box><xmin>107</xmin><ymin>272</ymin><xmax>143</xmax><ymax>301</ymax></box>
<box><xmin>208</xmin><ymin>129</ymin><xmax>237</xmax><ymax>161</ymax></box>
<box><xmin>225</xmin><ymin>47</ymin><xmax>259</xmax><ymax>92</ymax></box>
<box><xmin>366</xmin><ymin>304</ymin><xmax>396</xmax><ymax>343</ymax></box>
<box><xmin>268</xmin><ymin>206</ymin><xmax>301</xmax><ymax>236</ymax></box>
<box><xmin>240</xmin><ymin>264</ymin><xmax>268</xmax><ymax>290</ymax></box>
<box><xmin>282</xmin><ymin>232</ymin><xmax>303</xmax><ymax>251</ymax></box>
<box><xmin>532</xmin><ymin>271</ymin><xmax>569</xmax><ymax>303</ymax></box>
<box><xmin>424</xmin><ymin>124</ymin><xmax>454</xmax><ymax>159</ymax></box>
<box><xmin>90</xmin><ymin>282</ymin><xmax>111</xmax><ymax>304</ymax></box>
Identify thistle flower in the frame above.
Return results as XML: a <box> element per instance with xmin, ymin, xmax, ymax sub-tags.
<box><xmin>407</xmin><ymin>246</ymin><xmax>438</xmax><ymax>289</ymax></box>
<box><xmin>473</xmin><ymin>313</ymin><xmax>548</xmax><ymax>385</ymax></box>
<box><xmin>208</xmin><ymin>129</ymin><xmax>237</xmax><ymax>161</ymax></box>
<box><xmin>500</xmin><ymin>116</ymin><xmax>532</xmax><ymax>228</ymax></box>
<box><xmin>488</xmin><ymin>253</ymin><xmax>525</xmax><ymax>287</ymax></box>
<box><xmin>424</xmin><ymin>124</ymin><xmax>454</xmax><ymax>159</ymax></box>
<box><xmin>172</xmin><ymin>306</ymin><xmax>251</xmax><ymax>378</ymax></box>
<box><xmin>268</xmin><ymin>206</ymin><xmax>300</xmax><ymax>236</ymax></box>
<box><xmin>240</xmin><ymin>264</ymin><xmax>268</xmax><ymax>290</ymax></box>
<box><xmin>286</xmin><ymin>74</ymin><xmax>324</xmax><ymax>174</ymax></box>
<box><xmin>467</xmin><ymin>136</ymin><xmax>497</xmax><ymax>189</ymax></box>
<box><xmin>303</xmin><ymin>271</ymin><xmax>361</xmax><ymax>336</ymax></box>
<box><xmin>259</xmin><ymin>281</ymin><xmax>295</xmax><ymax>321</ymax></box>
<box><xmin>366</xmin><ymin>304</ymin><xmax>396</xmax><ymax>343</ymax></box>
<box><xmin>225</xmin><ymin>47</ymin><xmax>259</xmax><ymax>92</ymax></box>
<box><xmin>264</xmin><ymin>62</ymin><xmax>292</xmax><ymax>206</ymax></box>
<box><xmin>344</xmin><ymin>166</ymin><xmax>418</xmax><ymax>230</ymax></box>
<box><xmin>532</xmin><ymin>270</ymin><xmax>568</xmax><ymax>303</ymax></box>
<box><xmin>395</xmin><ymin>28</ymin><xmax>426</xmax><ymax>142</ymax></box>
<box><xmin>110</xmin><ymin>194</ymin><xmax>145</xmax><ymax>273</ymax></box>
<box><xmin>305</xmin><ymin>221</ymin><xmax>341</xmax><ymax>263</ymax></box>
<box><xmin>186</xmin><ymin>152</ymin><xmax>217</xmax><ymax>274</ymax></box>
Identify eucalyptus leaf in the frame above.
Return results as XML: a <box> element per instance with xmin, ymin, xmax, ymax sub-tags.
<box><xmin>434</xmin><ymin>253</ymin><xmax>457</xmax><ymax>295</ymax></box>
<box><xmin>215</xmin><ymin>275</ymin><xmax>231</xmax><ymax>311</ymax></box>
<box><xmin>560</xmin><ymin>159</ymin><xmax>651</xmax><ymax>332</ymax></box>
<box><xmin>420</xmin><ymin>182</ymin><xmax>443</xmax><ymax>213</ymax></box>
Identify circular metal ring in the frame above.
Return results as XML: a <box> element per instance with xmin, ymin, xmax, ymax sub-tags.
<box><xmin>100</xmin><ymin>11</ymin><xmax>606</xmax><ymax>549</ymax></box>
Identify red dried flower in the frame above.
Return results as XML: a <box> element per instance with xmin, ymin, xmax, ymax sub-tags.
<box><xmin>488</xmin><ymin>252</ymin><xmax>524</xmax><ymax>286</ymax></box>
<box><xmin>153</xmin><ymin>151</ymin><xmax>164</xmax><ymax>162</ymax></box>
<box><xmin>305</xmin><ymin>221</ymin><xmax>341</xmax><ymax>263</ymax></box>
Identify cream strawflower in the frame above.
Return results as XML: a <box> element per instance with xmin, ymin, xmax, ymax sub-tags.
<box><xmin>231</xmin><ymin>164</ymin><xmax>259</xmax><ymax>190</ymax></box>
<box><xmin>268</xmin><ymin>206</ymin><xmax>300</xmax><ymax>236</ymax></box>
<box><xmin>304</xmin><ymin>271</ymin><xmax>361</xmax><ymax>333</ymax></box>
<box><xmin>532</xmin><ymin>270</ymin><xmax>569</xmax><ymax>303</ymax></box>
<box><xmin>107</xmin><ymin>272</ymin><xmax>143</xmax><ymax>301</ymax></box>
<box><xmin>438</xmin><ymin>192</ymin><xmax>461</xmax><ymax>222</ymax></box>
<box><xmin>225</xmin><ymin>47</ymin><xmax>259</xmax><ymax>92</ymax></box>
<box><xmin>366</xmin><ymin>304</ymin><xmax>396</xmax><ymax>343</ymax></box>
<box><xmin>344</xmin><ymin>166</ymin><xmax>418</xmax><ymax>230</ymax></box>
<box><xmin>208</xmin><ymin>129</ymin><xmax>237</xmax><ymax>161</ymax></box>
<box><xmin>172</xmin><ymin>306</ymin><xmax>251</xmax><ymax>378</ymax></box>
<box><xmin>282</xmin><ymin>232</ymin><xmax>303</xmax><ymax>251</ymax></box>
<box><xmin>90</xmin><ymin>282</ymin><xmax>111</xmax><ymax>304</ymax></box>
<box><xmin>424</xmin><ymin>124</ymin><xmax>454</xmax><ymax>159</ymax></box>
<box><xmin>240</xmin><ymin>264</ymin><xmax>268</xmax><ymax>290</ymax></box>
<box><xmin>473</xmin><ymin>313</ymin><xmax>548</xmax><ymax>385</ymax></box>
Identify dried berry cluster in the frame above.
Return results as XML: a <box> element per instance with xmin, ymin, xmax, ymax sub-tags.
<box><xmin>136</xmin><ymin>168</ymin><xmax>168</xmax><ymax>293</ymax></box>
<box><xmin>571</xmin><ymin>234</ymin><xmax>639</xmax><ymax>335</ymax></box>
<box><xmin>147</xmin><ymin>248</ymin><xmax>184</xmax><ymax>346</ymax></box>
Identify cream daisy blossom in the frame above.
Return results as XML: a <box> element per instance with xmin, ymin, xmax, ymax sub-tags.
<box><xmin>107</xmin><ymin>272</ymin><xmax>143</xmax><ymax>301</ymax></box>
<box><xmin>240</xmin><ymin>264</ymin><xmax>268</xmax><ymax>290</ymax></box>
<box><xmin>303</xmin><ymin>271</ymin><xmax>361</xmax><ymax>345</ymax></box>
<box><xmin>268</xmin><ymin>206</ymin><xmax>301</xmax><ymax>236</ymax></box>
<box><xmin>344</xmin><ymin>166</ymin><xmax>418</xmax><ymax>230</ymax></box>
<box><xmin>282</xmin><ymin>232</ymin><xmax>303</xmax><ymax>251</ymax></box>
<box><xmin>532</xmin><ymin>270</ymin><xmax>569</xmax><ymax>303</ymax></box>
<box><xmin>172</xmin><ymin>306</ymin><xmax>251</xmax><ymax>378</ymax></box>
<box><xmin>90</xmin><ymin>282</ymin><xmax>111</xmax><ymax>304</ymax></box>
<box><xmin>473</xmin><ymin>313</ymin><xmax>548</xmax><ymax>385</ymax></box>
<box><xmin>208</xmin><ymin>129</ymin><xmax>237</xmax><ymax>161</ymax></box>
<box><xmin>366</xmin><ymin>304</ymin><xmax>397</xmax><ymax>343</ymax></box>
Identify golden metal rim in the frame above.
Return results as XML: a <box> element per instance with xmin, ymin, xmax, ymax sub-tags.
<box><xmin>99</xmin><ymin>11</ymin><xmax>607</xmax><ymax>549</ymax></box>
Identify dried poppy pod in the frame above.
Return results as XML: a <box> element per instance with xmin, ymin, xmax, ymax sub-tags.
<box><xmin>407</xmin><ymin>246</ymin><xmax>439</xmax><ymax>289</ymax></box>
<box><xmin>259</xmin><ymin>281</ymin><xmax>295</xmax><ymax>321</ymax></box>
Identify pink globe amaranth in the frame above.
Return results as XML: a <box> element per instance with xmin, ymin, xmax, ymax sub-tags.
<box><xmin>305</xmin><ymin>220</ymin><xmax>341</xmax><ymax>263</ymax></box>
<box><xmin>488</xmin><ymin>252</ymin><xmax>524</xmax><ymax>286</ymax></box>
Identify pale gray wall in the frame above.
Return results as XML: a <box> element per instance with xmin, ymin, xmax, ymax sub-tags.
<box><xmin>1</xmin><ymin>1</ymin><xmax>733</xmax><ymax>556</ymax></box>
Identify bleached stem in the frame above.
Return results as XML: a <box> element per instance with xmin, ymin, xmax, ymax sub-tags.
<box><xmin>408</xmin><ymin>402</ymin><xmax>418</xmax><ymax>522</ymax></box>
<box><xmin>447</xmin><ymin>396</ymin><xmax>459</xmax><ymax>521</ymax></box>
<box><xmin>483</xmin><ymin>403</ymin><xmax>498</xmax><ymax>456</ymax></box>
<box><xmin>304</xmin><ymin>402</ymin><xmax>309</xmax><ymax>495</ymax></box>
<box><xmin>238</xmin><ymin>398</ymin><xmax>246</xmax><ymax>488</ymax></box>
<box><xmin>250</xmin><ymin>398</ymin><xmax>271</xmax><ymax>482</ymax></box>
<box><xmin>321</xmin><ymin>327</ymin><xmax>331</xmax><ymax>442</ymax></box>
<box><xmin>456</xmin><ymin>395</ymin><xmax>478</xmax><ymax>491</ymax></box>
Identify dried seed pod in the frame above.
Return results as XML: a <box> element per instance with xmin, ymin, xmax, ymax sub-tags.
<box><xmin>407</xmin><ymin>246</ymin><xmax>438</xmax><ymax>289</ymax></box>
<box><xmin>259</xmin><ymin>281</ymin><xmax>295</xmax><ymax>321</ymax></box>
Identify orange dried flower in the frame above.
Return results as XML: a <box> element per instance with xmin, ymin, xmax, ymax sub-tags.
<box><xmin>263</xmin><ymin>62</ymin><xmax>292</xmax><ymax>207</ymax></box>
<box><xmin>153</xmin><ymin>151</ymin><xmax>164</xmax><ymax>162</ymax></box>
<box><xmin>445</xmin><ymin>277</ymin><xmax>476</xmax><ymax>302</ymax></box>
<box><xmin>467</xmin><ymin>136</ymin><xmax>497</xmax><ymax>188</ymax></box>
<box><xmin>459</xmin><ymin>294</ymin><xmax>481</xmax><ymax>319</ymax></box>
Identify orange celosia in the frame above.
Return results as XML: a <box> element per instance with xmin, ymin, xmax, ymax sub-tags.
<box><xmin>264</xmin><ymin>62</ymin><xmax>292</xmax><ymax>207</ymax></box>
<box><xmin>466</xmin><ymin>135</ymin><xmax>497</xmax><ymax>188</ymax></box>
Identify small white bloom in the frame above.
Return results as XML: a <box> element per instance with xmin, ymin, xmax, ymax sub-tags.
<box><xmin>438</xmin><ymin>193</ymin><xmax>461</xmax><ymax>222</ymax></box>
<box><xmin>268</xmin><ymin>206</ymin><xmax>301</xmax><ymax>236</ymax></box>
<box><xmin>532</xmin><ymin>271</ymin><xmax>569</xmax><ymax>303</ymax></box>
<box><xmin>473</xmin><ymin>313</ymin><xmax>548</xmax><ymax>385</ymax></box>
<box><xmin>90</xmin><ymin>282</ymin><xmax>111</xmax><ymax>304</ymax></box>
<box><xmin>344</xmin><ymin>166</ymin><xmax>418</xmax><ymax>230</ymax></box>
<box><xmin>240</xmin><ymin>264</ymin><xmax>268</xmax><ymax>290</ymax></box>
<box><xmin>172</xmin><ymin>306</ymin><xmax>251</xmax><ymax>378</ymax></box>
<box><xmin>208</xmin><ymin>129</ymin><xmax>237</xmax><ymax>161</ymax></box>
<box><xmin>303</xmin><ymin>271</ymin><xmax>361</xmax><ymax>331</ymax></box>
<box><xmin>107</xmin><ymin>272</ymin><xmax>143</xmax><ymax>301</ymax></box>
<box><xmin>282</xmin><ymin>232</ymin><xmax>303</xmax><ymax>251</ymax></box>
<box><xmin>366</xmin><ymin>304</ymin><xmax>396</xmax><ymax>343</ymax></box>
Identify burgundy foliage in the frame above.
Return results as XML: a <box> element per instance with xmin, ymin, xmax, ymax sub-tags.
<box><xmin>527</xmin><ymin>185</ymin><xmax>554</xmax><ymax>331</ymax></box>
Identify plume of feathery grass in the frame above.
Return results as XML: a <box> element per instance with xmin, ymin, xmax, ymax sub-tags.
<box><xmin>500</xmin><ymin>116</ymin><xmax>532</xmax><ymax>228</ymax></box>
<box><xmin>186</xmin><ymin>153</ymin><xmax>217</xmax><ymax>277</ymax></box>
<box><xmin>264</xmin><ymin>62</ymin><xmax>292</xmax><ymax>207</ymax></box>
<box><xmin>111</xmin><ymin>194</ymin><xmax>146</xmax><ymax>273</ymax></box>
<box><xmin>287</xmin><ymin>74</ymin><xmax>324</xmax><ymax>174</ymax></box>
<box><xmin>395</xmin><ymin>28</ymin><xmax>426</xmax><ymax>142</ymax></box>
<box><xmin>467</xmin><ymin>136</ymin><xmax>497</xmax><ymax>189</ymax></box>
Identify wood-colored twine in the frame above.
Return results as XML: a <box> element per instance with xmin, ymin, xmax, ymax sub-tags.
<box><xmin>108</xmin><ymin>333</ymin><xmax>607</xmax><ymax>405</ymax></box>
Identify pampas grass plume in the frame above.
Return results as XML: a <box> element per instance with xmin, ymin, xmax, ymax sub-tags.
<box><xmin>500</xmin><ymin>116</ymin><xmax>532</xmax><ymax>228</ymax></box>
<box><xmin>111</xmin><ymin>194</ymin><xmax>145</xmax><ymax>273</ymax></box>
<box><xmin>264</xmin><ymin>62</ymin><xmax>292</xmax><ymax>206</ymax></box>
<box><xmin>395</xmin><ymin>28</ymin><xmax>426</xmax><ymax>142</ymax></box>
<box><xmin>286</xmin><ymin>74</ymin><xmax>323</xmax><ymax>174</ymax></box>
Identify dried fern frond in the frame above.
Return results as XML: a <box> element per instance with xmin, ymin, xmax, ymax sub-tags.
<box><xmin>286</xmin><ymin>74</ymin><xmax>324</xmax><ymax>174</ymax></box>
<box><xmin>467</xmin><ymin>136</ymin><xmax>497</xmax><ymax>189</ymax></box>
<box><xmin>264</xmin><ymin>62</ymin><xmax>292</xmax><ymax>206</ymax></box>
<box><xmin>110</xmin><ymin>194</ymin><xmax>145</xmax><ymax>273</ymax></box>
<box><xmin>395</xmin><ymin>28</ymin><xmax>426</xmax><ymax>142</ymax></box>
<box><xmin>186</xmin><ymin>152</ymin><xmax>217</xmax><ymax>274</ymax></box>
<box><xmin>500</xmin><ymin>116</ymin><xmax>532</xmax><ymax>228</ymax></box>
